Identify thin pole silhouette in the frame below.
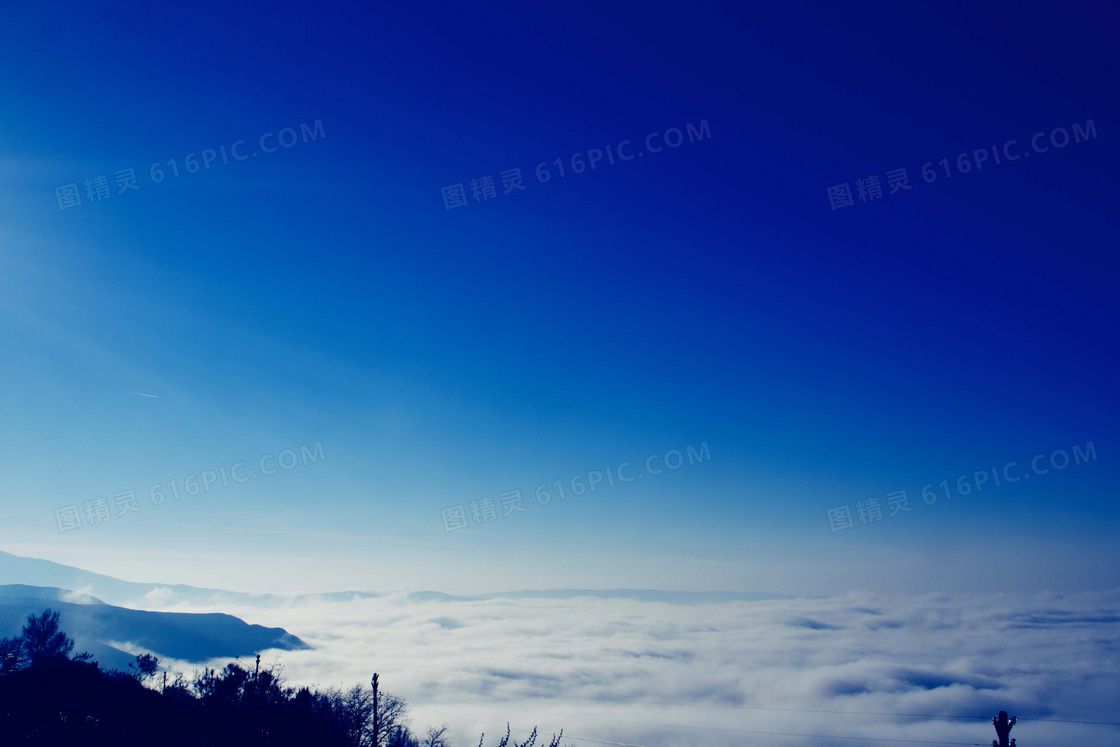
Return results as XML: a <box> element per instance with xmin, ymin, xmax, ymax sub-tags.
<box><xmin>372</xmin><ymin>673</ymin><xmax>381</xmax><ymax>747</ymax></box>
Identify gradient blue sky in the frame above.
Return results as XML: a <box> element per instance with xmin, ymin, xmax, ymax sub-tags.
<box><xmin>1</xmin><ymin>1</ymin><xmax>1117</xmax><ymax>595</ymax></box>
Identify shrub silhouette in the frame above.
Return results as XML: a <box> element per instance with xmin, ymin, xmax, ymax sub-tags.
<box><xmin>0</xmin><ymin>635</ymin><xmax>22</xmax><ymax>673</ymax></box>
<box><xmin>0</xmin><ymin>610</ymin><xmax>568</xmax><ymax>747</ymax></box>
<box><xmin>129</xmin><ymin>652</ymin><xmax>160</xmax><ymax>683</ymax></box>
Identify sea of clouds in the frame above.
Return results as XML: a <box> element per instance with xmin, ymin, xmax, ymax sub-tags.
<box><xmin>140</xmin><ymin>589</ymin><xmax>1120</xmax><ymax>747</ymax></box>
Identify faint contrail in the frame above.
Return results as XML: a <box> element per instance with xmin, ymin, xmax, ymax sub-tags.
<box><xmin>131</xmin><ymin>392</ymin><xmax>159</xmax><ymax>398</ymax></box>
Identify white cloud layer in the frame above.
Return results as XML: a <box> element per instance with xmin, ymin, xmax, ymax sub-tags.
<box><xmin>146</xmin><ymin>589</ymin><xmax>1120</xmax><ymax>747</ymax></box>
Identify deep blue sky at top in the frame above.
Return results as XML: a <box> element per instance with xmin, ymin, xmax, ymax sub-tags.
<box><xmin>0</xmin><ymin>1</ymin><xmax>1117</xmax><ymax>593</ymax></box>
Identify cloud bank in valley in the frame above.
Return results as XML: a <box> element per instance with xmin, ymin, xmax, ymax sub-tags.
<box><xmin>141</xmin><ymin>588</ymin><xmax>1120</xmax><ymax>747</ymax></box>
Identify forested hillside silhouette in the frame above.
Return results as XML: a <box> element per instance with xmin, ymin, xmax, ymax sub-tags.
<box><xmin>0</xmin><ymin>609</ymin><xmax>565</xmax><ymax>747</ymax></box>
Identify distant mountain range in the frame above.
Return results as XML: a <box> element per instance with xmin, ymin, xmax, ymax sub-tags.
<box><xmin>0</xmin><ymin>550</ymin><xmax>379</xmax><ymax>608</ymax></box>
<box><xmin>0</xmin><ymin>584</ymin><xmax>307</xmax><ymax>672</ymax></box>
<box><xmin>408</xmin><ymin>589</ymin><xmax>794</xmax><ymax>604</ymax></box>
<box><xmin>1</xmin><ymin>550</ymin><xmax>793</xmax><ymax>608</ymax></box>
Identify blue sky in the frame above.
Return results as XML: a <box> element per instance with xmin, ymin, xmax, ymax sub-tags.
<box><xmin>0</xmin><ymin>1</ymin><xmax>1117</xmax><ymax>595</ymax></box>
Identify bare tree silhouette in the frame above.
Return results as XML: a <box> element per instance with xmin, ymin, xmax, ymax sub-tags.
<box><xmin>992</xmin><ymin>710</ymin><xmax>1016</xmax><ymax>747</ymax></box>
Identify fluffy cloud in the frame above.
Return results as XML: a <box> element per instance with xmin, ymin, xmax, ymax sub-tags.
<box><xmin>146</xmin><ymin>590</ymin><xmax>1120</xmax><ymax>747</ymax></box>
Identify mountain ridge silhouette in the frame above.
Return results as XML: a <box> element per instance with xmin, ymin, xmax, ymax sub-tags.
<box><xmin>0</xmin><ymin>583</ymin><xmax>308</xmax><ymax>672</ymax></box>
